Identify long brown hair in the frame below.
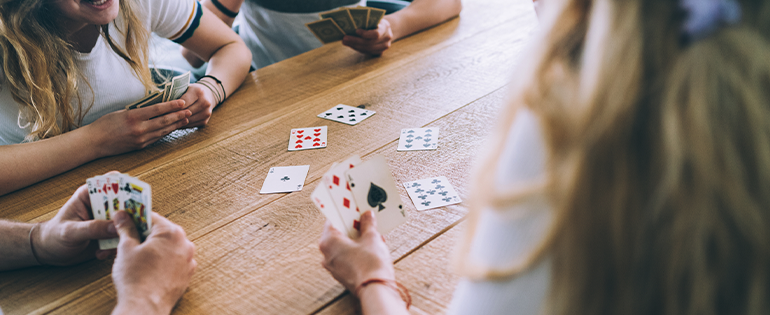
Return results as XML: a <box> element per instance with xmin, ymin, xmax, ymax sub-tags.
<box><xmin>0</xmin><ymin>0</ymin><xmax>154</xmax><ymax>142</ymax></box>
<box><xmin>460</xmin><ymin>0</ymin><xmax>770</xmax><ymax>314</ymax></box>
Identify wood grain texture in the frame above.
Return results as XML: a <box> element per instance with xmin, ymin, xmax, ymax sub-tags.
<box><xmin>0</xmin><ymin>0</ymin><xmax>537</xmax><ymax>313</ymax></box>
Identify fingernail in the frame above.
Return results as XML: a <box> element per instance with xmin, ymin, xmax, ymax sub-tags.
<box><xmin>108</xmin><ymin>223</ymin><xmax>117</xmax><ymax>235</ymax></box>
<box><xmin>115</xmin><ymin>211</ymin><xmax>127</xmax><ymax>226</ymax></box>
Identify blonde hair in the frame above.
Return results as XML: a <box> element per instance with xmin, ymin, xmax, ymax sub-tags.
<box><xmin>459</xmin><ymin>0</ymin><xmax>770</xmax><ymax>314</ymax></box>
<box><xmin>0</xmin><ymin>0</ymin><xmax>154</xmax><ymax>142</ymax></box>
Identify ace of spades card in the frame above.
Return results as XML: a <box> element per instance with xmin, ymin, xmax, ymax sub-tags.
<box><xmin>317</xmin><ymin>104</ymin><xmax>376</xmax><ymax>126</ymax></box>
<box><xmin>345</xmin><ymin>155</ymin><xmax>407</xmax><ymax>235</ymax></box>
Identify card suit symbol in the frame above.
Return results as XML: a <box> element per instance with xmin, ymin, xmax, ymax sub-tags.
<box><xmin>431</xmin><ymin>179</ymin><xmax>441</xmax><ymax>184</ymax></box>
<box><xmin>111</xmin><ymin>183</ymin><xmax>118</xmax><ymax>192</ymax></box>
<box><xmin>336</xmin><ymin>107</ymin><xmax>343</xmax><ymax>110</ymax></box>
<box><xmin>313</xmin><ymin>133</ymin><xmax>321</xmax><ymax>137</ymax></box>
<box><xmin>442</xmin><ymin>197</ymin><xmax>452</xmax><ymax>202</ymax></box>
<box><xmin>280</xmin><ymin>176</ymin><xmax>290</xmax><ymax>181</ymax></box>
<box><xmin>426</xmin><ymin>129</ymin><xmax>433</xmax><ymax>132</ymax></box>
<box><xmin>405</xmin><ymin>145</ymin><xmax>412</xmax><ymax>148</ymax></box>
<box><xmin>407</xmin><ymin>130</ymin><xmax>415</xmax><ymax>133</ymax></box>
<box><xmin>313</xmin><ymin>143</ymin><xmax>320</xmax><ymax>147</ymax></box>
<box><xmin>356</xmin><ymin>207</ymin><xmax>360</xmax><ymax>212</ymax></box>
<box><xmin>349</xmin><ymin>164</ymin><xmax>355</xmax><ymax>169</ymax></box>
<box><xmin>418</xmin><ymin>195</ymin><xmax>428</xmax><ymax>200</ymax></box>
<box><xmin>424</xmin><ymin>138</ymin><xmax>432</xmax><ymax>143</ymax></box>
<box><xmin>410</xmin><ymin>183</ymin><xmax>421</xmax><ymax>187</ymax></box>
<box><xmin>360</xmin><ymin>113</ymin><xmax>367</xmax><ymax>116</ymax></box>
<box><xmin>425</xmin><ymin>134</ymin><xmax>432</xmax><ymax>137</ymax></box>
<box><xmin>416</xmin><ymin>136</ymin><xmax>423</xmax><ymax>140</ymax></box>
<box><xmin>423</xmin><ymin>144</ymin><xmax>431</xmax><ymax>148</ymax></box>
<box><xmin>343</xmin><ymin>198</ymin><xmax>351</xmax><ymax>209</ymax></box>
<box><xmin>314</xmin><ymin>197</ymin><xmax>325</xmax><ymax>208</ymax></box>
<box><xmin>325</xmin><ymin>113</ymin><xmax>333</xmax><ymax>116</ymax></box>
<box><xmin>436</xmin><ymin>184</ymin><xmax>445</xmax><ymax>189</ymax></box>
<box><xmin>366</xmin><ymin>183</ymin><xmax>388</xmax><ymax>211</ymax></box>
<box><xmin>337</xmin><ymin>115</ymin><xmax>344</xmax><ymax>119</ymax></box>
<box><xmin>353</xmin><ymin>220</ymin><xmax>361</xmax><ymax>231</ymax></box>
<box><xmin>349</xmin><ymin>118</ymin><xmax>357</xmax><ymax>122</ymax></box>
<box><xmin>333</xmin><ymin>175</ymin><xmax>341</xmax><ymax>186</ymax></box>
<box><xmin>296</xmin><ymin>140</ymin><xmax>303</xmax><ymax>143</ymax></box>
<box><xmin>314</xmin><ymin>128</ymin><xmax>321</xmax><ymax>132</ymax></box>
<box><xmin>313</xmin><ymin>138</ymin><xmax>321</xmax><ymax>142</ymax></box>
<box><xmin>297</xmin><ymin>130</ymin><xmax>304</xmax><ymax>134</ymax></box>
<box><xmin>415</xmin><ymin>188</ymin><xmax>424</xmax><ymax>193</ymax></box>
<box><xmin>304</xmin><ymin>136</ymin><xmax>312</xmax><ymax>140</ymax></box>
<box><xmin>346</xmin><ymin>182</ymin><xmax>351</xmax><ymax>191</ymax></box>
<box><xmin>348</xmin><ymin>110</ymin><xmax>355</xmax><ymax>113</ymax></box>
<box><xmin>421</xmin><ymin>201</ymin><xmax>431</xmax><ymax>207</ymax></box>
<box><xmin>295</xmin><ymin>145</ymin><xmax>303</xmax><ymax>148</ymax></box>
<box><xmin>406</xmin><ymin>139</ymin><xmax>413</xmax><ymax>143</ymax></box>
<box><xmin>123</xmin><ymin>183</ymin><xmax>130</xmax><ymax>192</ymax></box>
<box><xmin>427</xmin><ymin>189</ymin><xmax>437</xmax><ymax>195</ymax></box>
<box><xmin>349</xmin><ymin>114</ymin><xmax>356</xmax><ymax>117</ymax></box>
<box><xmin>439</xmin><ymin>191</ymin><xmax>448</xmax><ymax>196</ymax></box>
<box><xmin>296</xmin><ymin>135</ymin><xmax>303</xmax><ymax>139</ymax></box>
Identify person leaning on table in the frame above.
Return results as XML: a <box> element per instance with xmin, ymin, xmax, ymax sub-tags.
<box><xmin>318</xmin><ymin>0</ymin><xmax>770</xmax><ymax>314</ymax></box>
<box><xmin>0</xmin><ymin>183</ymin><xmax>196</xmax><ymax>315</ymax></box>
<box><xmin>0</xmin><ymin>0</ymin><xmax>252</xmax><ymax>196</ymax></box>
<box><xmin>181</xmin><ymin>0</ymin><xmax>463</xmax><ymax>69</ymax></box>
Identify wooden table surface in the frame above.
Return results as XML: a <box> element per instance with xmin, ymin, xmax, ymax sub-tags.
<box><xmin>0</xmin><ymin>1</ymin><xmax>536</xmax><ymax>313</ymax></box>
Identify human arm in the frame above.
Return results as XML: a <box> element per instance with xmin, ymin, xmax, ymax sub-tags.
<box><xmin>342</xmin><ymin>0</ymin><xmax>462</xmax><ymax>55</ymax></box>
<box><xmin>318</xmin><ymin>211</ymin><xmax>409</xmax><ymax>315</ymax></box>
<box><xmin>0</xmin><ymin>184</ymin><xmax>119</xmax><ymax>271</ymax></box>
<box><xmin>180</xmin><ymin>0</ymin><xmax>244</xmax><ymax>68</ymax></box>
<box><xmin>0</xmin><ymin>101</ymin><xmax>191</xmax><ymax>195</ymax></box>
<box><xmin>175</xmin><ymin>5</ymin><xmax>251</xmax><ymax>127</ymax></box>
<box><xmin>111</xmin><ymin>211</ymin><xmax>196</xmax><ymax>315</ymax></box>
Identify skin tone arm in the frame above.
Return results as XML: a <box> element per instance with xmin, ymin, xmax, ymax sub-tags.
<box><xmin>343</xmin><ymin>0</ymin><xmax>463</xmax><ymax>55</ymax></box>
<box><xmin>181</xmin><ymin>0</ymin><xmax>244</xmax><ymax>68</ymax></box>
<box><xmin>319</xmin><ymin>211</ymin><xmax>409</xmax><ymax>315</ymax></box>
<box><xmin>176</xmin><ymin>5</ymin><xmax>252</xmax><ymax>128</ymax></box>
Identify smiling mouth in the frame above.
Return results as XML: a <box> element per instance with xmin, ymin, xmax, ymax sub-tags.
<box><xmin>84</xmin><ymin>0</ymin><xmax>108</xmax><ymax>6</ymax></box>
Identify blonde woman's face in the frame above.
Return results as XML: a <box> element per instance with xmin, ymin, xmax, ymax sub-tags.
<box><xmin>52</xmin><ymin>0</ymin><xmax>120</xmax><ymax>32</ymax></box>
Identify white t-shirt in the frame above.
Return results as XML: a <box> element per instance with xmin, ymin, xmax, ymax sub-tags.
<box><xmin>236</xmin><ymin>0</ymin><xmax>366</xmax><ymax>69</ymax></box>
<box><xmin>448</xmin><ymin>108</ymin><xmax>552</xmax><ymax>314</ymax></box>
<box><xmin>0</xmin><ymin>0</ymin><xmax>200</xmax><ymax>145</ymax></box>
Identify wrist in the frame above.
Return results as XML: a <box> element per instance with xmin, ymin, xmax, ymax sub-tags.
<box><xmin>114</xmin><ymin>293</ymin><xmax>174</xmax><ymax>315</ymax></box>
<box><xmin>75</xmin><ymin>124</ymin><xmax>108</xmax><ymax>159</ymax></box>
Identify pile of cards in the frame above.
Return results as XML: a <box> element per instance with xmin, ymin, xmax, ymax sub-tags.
<box><xmin>311</xmin><ymin>155</ymin><xmax>407</xmax><ymax>238</ymax></box>
<box><xmin>317</xmin><ymin>104</ymin><xmax>376</xmax><ymax>126</ymax></box>
<box><xmin>86</xmin><ymin>173</ymin><xmax>153</xmax><ymax>250</ymax></box>
<box><xmin>306</xmin><ymin>7</ymin><xmax>387</xmax><ymax>44</ymax></box>
<box><xmin>125</xmin><ymin>71</ymin><xmax>190</xmax><ymax>110</ymax></box>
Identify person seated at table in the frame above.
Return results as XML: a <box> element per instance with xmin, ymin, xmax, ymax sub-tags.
<box><xmin>0</xmin><ymin>0</ymin><xmax>252</xmax><ymax>196</ymax></box>
<box><xmin>318</xmin><ymin>0</ymin><xmax>770</xmax><ymax>314</ymax></box>
<box><xmin>181</xmin><ymin>0</ymin><xmax>462</xmax><ymax>69</ymax></box>
<box><xmin>0</xmin><ymin>184</ymin><xmax>196</xmax><ymax>315</ymax></box>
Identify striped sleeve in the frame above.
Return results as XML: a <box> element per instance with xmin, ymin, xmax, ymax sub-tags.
<box><xmin>170</xmin><ymin>1</ymin><xmax>202</xmax><ymax>44</ymax></box>
<box><xmin>144</xmin><ymin>0</ymin><xmax>201</xmax><ymax>43</ymax></box>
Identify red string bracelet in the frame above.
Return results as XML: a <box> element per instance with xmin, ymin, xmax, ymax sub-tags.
<box><xmin>355</xmin><ymin>278</ymin><xmax>412</xmax><ymax>310</ymax></box>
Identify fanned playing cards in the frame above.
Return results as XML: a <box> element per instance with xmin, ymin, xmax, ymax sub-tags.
<box><xmin>311</xmin><ymin>154</ymin><xmax>407</xmax><ymax>238</ymax></box>
<box><xmin>306</xmin><ymin>7</ymin><xmax>387</xmax><ymax>44</ymax></box>
<box><xmin>403</xmin><ymin>176</ymin><xmax>462</xmax><ymax>211</ymax></box>
<box><xmin>125</xmin><ymin>71</ymin><xmax>190</xmax><ymax>110</ymax></box>
<box><xmin>86</xmin><ymin>173</ymin><xmax>153</xmax><ymax>250</ymax></box>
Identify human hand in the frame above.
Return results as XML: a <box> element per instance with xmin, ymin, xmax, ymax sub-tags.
<box><xmin>342</xmin><ymin>19</ymin><xmax>394</xmax><ymax>56</ymax></box>
<box><xmin>318</xmin><ymin>211</ymin><xmax>395</xmax><ymax>294</ymax></box>
<box><xmin>112</xmin><ymin>212</ymin><xmax>196</xmax><ymax>315</ymax></box>
<box><xmin>179</xmin><ymin>82</ymin><xmax>218</xmax><ymax>128</ymax></box>
<box><xmin>87</xmin><ymin>100</ymin><xmax>191</xmax><ymax>157</ymax></box>
<box><xmin>32</xmin><ymin>184</ymin><xmax>119</xmax><ymax>266</ymax></box>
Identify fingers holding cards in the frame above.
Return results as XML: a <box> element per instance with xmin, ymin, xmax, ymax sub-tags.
<box><xmin>87</xmin><ymin>173</ymin><xmax>154</xmax><ymax>249</ymax></box>
<box><xmin>289</xmin><ymin>126</ymin><xmax>327</xmax><ymax>151</ymax></box>
<box><xmin>306</xmin><ymin>7</ymin><xmax>387</xmax><ymax>44</ymax></box>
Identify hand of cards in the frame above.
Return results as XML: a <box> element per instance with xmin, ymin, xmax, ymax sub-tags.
<box><xmin>86</xmin><ymin>173</ymin><xmax>153</xmax><ymax>250</ymax></box>
<box><xmin>306</xmin><ymin>7</ymin><xmax>387</xmax><ymax>44</ymax></box>
<box><xmin>125</xmin><ymin>71</ymin><xmax>191</xmax><ymax>110</ymax></box>
<box><xmin>311</xmin><ymin>155</ymin><xmax>407</xmax><ymax>238</ymax></box>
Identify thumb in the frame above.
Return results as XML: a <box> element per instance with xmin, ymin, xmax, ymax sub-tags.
<box><xmin>65</xmin><ymin>219</ymin><xmax>119</xmax><ymax>242</ymax></box>
<box><xmin>358</xmin><ymin>211</ymin><xmax>379</xmax><ymax>237</ymax></box>
<box><xmin>114</xmin><ymin>211</ymin><xmax>140</xmax><ymax>250</ymax></box>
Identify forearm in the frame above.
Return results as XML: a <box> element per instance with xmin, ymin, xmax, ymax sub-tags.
<box><xmin>385</xmin><ymin>0</ymin><xmax>462</xmax><ymax>40</ymax></box>
<box><xmin>204</xmin><ymin>42</ymin><xmax>252</xmax><ymax>102</ymax></box>
<box><xmin>0</xmin><ymin>127</ymin><xmax>100</xmax><ymax>195</ymax></box>
<box><xmin>0</xmin><ymin>221</ymin><xmax>39</xmax><ymax>271</ymax></box>
<box><xmin>359</xmin><ymin>284</ymin><xmax>410</xmax><ymax>315</ymax></box>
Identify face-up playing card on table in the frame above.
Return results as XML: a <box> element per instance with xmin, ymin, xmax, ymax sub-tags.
<box><xmin>345</xmin><ymin>155</ymin><xmax>407</xmax><ymax>235</ymax></box>
<box><xmin>260</xmin><ymin>165</ymin><xmax>310</xmax><ymax>194</ymax></box>
<box><xmin>323</xmin><ymin>155</ymin><xmax>363</xmax><ymax>238</ymax></box>
<box><xmin>403</xmin><ymin>176</ymin><xmax>462</xmax><ymax>211</ymax></box>
<box><xmin>288</xmin><ymin>126</ymin><xmax>327</xmax><ymax>151</ymax></box>
<box><xmin>397</xmin><ymin>128</ymin><xmax>439</xmax><ymax>151</ymax></box>
<box><xmin>317</xmin><ymin>104</ymin><xmax>376</xmax><ymax>126</ymax></box>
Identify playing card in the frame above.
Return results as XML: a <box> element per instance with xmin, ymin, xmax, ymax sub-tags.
<box><xmin>122</xmin><ymin>176</ymin><xmax>153</xmax><ymax>239</ymax></box>
<box><xmin>169</xmin><ymin>71</ymin><xmax>191</xmax><ymax>101</ymax></box>
<box><xmin>288</xmin><ymin>126</ymin><xmax>327</xmax><ymax>151</ymax></box>
<box><xmin>403</xmin><ymin>176</ymin><xmax>462</xmax><ymax>211</ymax></box>
<box><xmin>348</xmin><ymin>7</ymin><xmax>370</xmax><ymax>29</ymax></box>
<box><xmin>345</xmin><ymin>155</ymin><xmax>407</xmax><ymax>235</ymax></box>
<box><xmin>323</xmin><ymin>155</ymin><xmax>363</xmax><ymax>238</ymax></box>
<box><xmin>125</xmin><ymin>91</ymin><xmax>162</xmax><ymax>110</ymax></box>
<box><xmin>311</xmin><ymin>183</ymin><xmax>348</xmax><ymax>236</ymax></box>
<box><xmin>86</xmin><ymin>176</ymin><xmax>119</xmax><ymax>250</ymax></box>
<box><xmin>317</xmin><ymin>104</ymin><xmax>376</xmax><ymax>126</ymax></box>
<box><xmin>366</xmin><ymin>7</ymin><xmax>386</xmax><ymax>29</ymax></box>
<box><xmin>306</xmin><ymin>18</ymin><xmax>346</xmax><ymax>44</ymax></box>
<box><xmin>259</xmin><ymin>165</ymin><xmax>310</xmax><ymax>194</ymax></box>
<box><xmin>397</xmin><ymin>127</ymin><xmax>439</xmax><ymax>151</ymax></box>
<box><xmin>320</xmin><ymin>9</ymin><xmax>358</xmax><ymax>35</ymax></box>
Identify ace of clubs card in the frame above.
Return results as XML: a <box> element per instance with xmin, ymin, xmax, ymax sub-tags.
<box><xmin>260</xmin><ymin>165</ymin><xmax>311</xmax><ymax>194</ymax></box>
<box><xmin>345</xmin><ymin>155</ymin><xmax>407</xmax><ymax>235</ymax></box>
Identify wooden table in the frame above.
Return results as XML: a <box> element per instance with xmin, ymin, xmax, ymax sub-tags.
<box><xmin>0</xmin><ymin>1</ymin><xmax>536</xmax><ymax>313</ymax></box>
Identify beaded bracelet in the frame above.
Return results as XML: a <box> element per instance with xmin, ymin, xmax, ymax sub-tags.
<box><xmin>210</xmin><ymin>0</ymin><xmax>239</xmax><ymax>18</ymax></box>
<box><xmin>29</xmin><ymin>223</ymin><xmax>44</xmax><ymax>266</ymax></box>
<box><xmin>199</xmin><ymin>75</ymin><xmax>227</xmax><ymax>101</ymax></box>
<box><xmin>355</xmin><ymin>278</ymin><xmax>411</xmax><ymax>310</ymax></box>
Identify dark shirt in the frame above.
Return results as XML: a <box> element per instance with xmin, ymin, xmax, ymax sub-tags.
<box><xmin>248</xmin><ymin>0</ymin><xmax>361</xmax><ymax>13</ymax></box>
